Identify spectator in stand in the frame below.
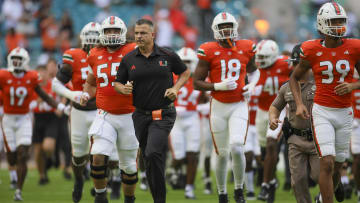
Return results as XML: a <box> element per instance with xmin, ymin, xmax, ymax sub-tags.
<box><xmin>5</xmin><ymin>28</ymin><xmax>27</xmax><ymax>54</ymax></box>
<box><xmin>58</xmin><ymin>30</ymin><xmax>72</xmax><ymax>53</ymax></box>
<box><xmin>95</xmin><ymin>5</ymin><xmax>113</xmax><ymax>23</ymax></box>
<box><xmin>93</xmin><ymin>0</ymin><xmax>111</xmax><ymax>8</ymax></box>
<box><xmin>179</xmin><ymin>22</ymin><xmax>198</xmax><ymax>49</ymax></box>
<box><xmin>40</xmin><ymin>15</ymin><xmax>59</xmax><ymax>53</ymax></box>
<box><xmin>59</xmin><ymin>11</ymin><xmax>74</xmax><ymax>39</ymax></box>
<box><xmin>155</xmin><ymin>9</ymin><xmax>174</xmax><ymax>48</ymax></box>
<box><xmin>16</xmin><ymin>10</ymin><xmax>37</xmax><ymax>38</ymax></box>
<box><xmin>1</xmin><ymin>0</ymin><xmax>24</xmax><ymax>30</ymax></box>
<box><xmin>169</xmin><ymin>0</ymin><xmax>187</xmax><ymax>33</ymax></box>
<box><xmin>197</xmin><ymin>0</ymin><xmax>213</xmax><ymax>41</ymax></box>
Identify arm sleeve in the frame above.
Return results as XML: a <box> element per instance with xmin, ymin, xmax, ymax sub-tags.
<box><xmin>171</xmin><ymin>52</ymin><xmax>187</xmax><ymax>75</ymax></box>
<box><xmin>115</xmin><ymin>58</ymin><xmax>128</xmax><ymax>84</ymax></box>
<box><xmin>271</xmin><ymin>84</ymin><xmax>287</xmax><ymax>111</ymax></box>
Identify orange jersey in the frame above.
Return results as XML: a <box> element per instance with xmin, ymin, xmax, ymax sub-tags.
<box><xmin>352</xmin><ymin>90</ymin><xmax>360</xmax><ymax>119</ymax></box>
<box><xmin>87</xmin><ymin>43</ymin><xmax>137</xmax><ymax>114</ymax></box>
<box><xmin>62</xmin><ymin>48</ymin><xmax>90</xmax><ymax>91</ymax></box>
<box><xmin>300</xmin><ymin>39</ymin><xmax>360</xmax><ymax>108</ymax></box>
<box><xmin>0</xmin><ymin>70</ymin><xmax>41</xmax><ymax>114</ymax></box>
<box><xmin>249</xmin><ymin>95</ymin><xmax>258</xmax><ymax>125</ymax></box>
<box><xmin>174</xmin><ymin>77</ymin><xmax>201</xmax><ymax>111</ymax></box>
<box><xmin>33</xmin><ymin>79</ymin><xmax>58</xmax><ymax>113</ymax></box>
<box><xmin>197</xmin><ymin>40</ymin><xmax>256</xmax><ymax>103</ymax></box>
<box><xmin>257</xmin><ymin>56</ymin><xmax>291</xmax><ymax>111</ymax></box>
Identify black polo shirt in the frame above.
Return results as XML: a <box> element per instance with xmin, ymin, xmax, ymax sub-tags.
<box><xmin>115</xmin><ymin>44</ymin><xmax>187</xmax><ymax>110</ymax></box>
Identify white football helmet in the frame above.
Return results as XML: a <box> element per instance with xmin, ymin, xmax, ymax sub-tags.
<box><xmin>177</xmin><ymin>47</ymin><xmax>198</xmax><ymax>73</ymax></box>
<box><xmin>317</xmin><ymin>2</ymin><xmax>347</xmax><ymax>37</ymax></box>
<box><xmin>255</xmin><ymin>40</ymin><xmax>279</xmax><ymax>69</ymax></box>
<box><xmin>80</xmin><ymin>22</ymin><xmax>101</xmax><ymax>47</ymax></box>
<box><xmin>7</xmin><ymin>47</ymin><xmax>30</xmax><ymax>72</ymax></box>
<box><xmin>211</xmin><ymin>12</ymin><xmax>238</xmax><ymax>40</ymax></box>
<box><xmin>100</xmin><ymin>16</ymin><xmax>127</xmax><ymax>45</ymax></box>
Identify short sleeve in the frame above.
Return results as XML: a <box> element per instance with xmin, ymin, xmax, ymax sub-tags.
<box><xmin>271</xmin><ymin>83</ymin><xmax>287</xmax><ymax>111</ymax></box>
<box><xmin>115</xmin><ymin>57</ymin><xmax>128</xmax><ymax>84</ymax></box>
<box><xmin>62</xmin><ymin>49</ymin><xmax>75</xmax><ymax>66</ymax></box>
<box><xmin>300</xmin><ymin>41</ymin><xmax>311</xmax><ymax>61</ymax></box>
<box><xmin>32</xmin><ymin>71</ymin><xmax>41</xmax><ymax>86</ymax></box>
<box><xmin>171</xmin><ymin>52</ymin><xmax>187</xmax><ymax>75</ymax></box>
<box><xmin>197</xmin><ymin>43</ymin><xmax>210</xmax><ymax>62</ymax></box>
<box><xmin>248</xmin><ymin>41</ymin><xmax>256</xmax><ymax>58</ymax></box>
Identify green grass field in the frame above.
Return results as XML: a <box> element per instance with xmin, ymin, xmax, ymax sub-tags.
<box><xmin>0</xmin><ymin>169</ymin><xmax>357</xmax><ymax>203</ymax></box>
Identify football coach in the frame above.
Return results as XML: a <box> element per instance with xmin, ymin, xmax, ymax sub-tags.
<box><xmin>114</xmin><ymin>18</ymin><xmax>190</xmax><ymax>203</ymax></box>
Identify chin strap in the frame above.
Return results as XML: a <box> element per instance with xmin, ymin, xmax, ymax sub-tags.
<box><xmin>227</xmin><ymin>38</ymin><xmax>238</xmax><ymax>52</ymax></box>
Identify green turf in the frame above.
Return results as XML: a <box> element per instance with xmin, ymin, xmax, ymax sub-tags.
<box><xmin>0</xmin><ymin>169</ymin><xmax>356</xmax><ymax>203</ymax></box>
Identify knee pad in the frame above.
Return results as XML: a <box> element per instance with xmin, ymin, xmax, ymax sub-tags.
<box><xmin>90</xmin><ymin>155</ymin><xmax>109</xmax><ymax>179</ymax></box>
<box><xmin>121</xmin><ymin>170</ymin><xmax>138</xmax><ymax>185</ymax></box>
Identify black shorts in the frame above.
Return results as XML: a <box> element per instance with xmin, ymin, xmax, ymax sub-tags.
<box><xmin>32</xmin><ymin>112</ymin><xmax>61</xmax><ymax>144</ymax></box>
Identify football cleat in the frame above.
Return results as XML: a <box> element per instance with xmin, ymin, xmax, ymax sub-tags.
<box><xmin>94</xmin><ymin>191</ymin><xmax>108</xmax><ymax>203</ymax></box>
<box><xmin>234</xmin><ymin>188</ymin><xmax>246</xmax><ymax>203</ymax></box>
<box><xmin>110</xmin><ymin>181</ymin><xmax>121</xmax><ymax>200</ymax></box>
<box><xmin>219</xmin><ymin>193</ymin><xmax>229</xmax><ymax>203</ymax></box>
<box><xmin>258</xmin><ymin>183</ymin><xmax>270</xmax><ymax>201</ymax></box>
<box><xmin>185</xmin><ymin>185</ymin><xmax>196</xmax><ymax>199</ymax></box>
<box><xmin>246</xmin><ymin>192</ymin><xmax>256</xmax><ymax>201</ymax></box>
<box><xmin>72</xmin><ymin>178</ymin><xmax>84</xmax><ymax>203</ymax></box>
<box><xmin>204</xmin><ymin>181</ymin><xmax>213</xmax><ymax>195</ymax></box>
<box><xmin>140</xmin><ymin>176</ymin><xmax>148</xmax><ymax>191</ymax></box>
<box><xmin>14</xmin><ymin>189</ymin><xmax>23</xmax><ymax>201</ymax></box>
<box><xmin>334</xmin><ymin>182</ymin><xmax>345</xmax><ymax>202</ymax></box>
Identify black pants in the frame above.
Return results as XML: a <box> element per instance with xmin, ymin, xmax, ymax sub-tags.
<box><xmin>132</xmin><ymin>108</ymin><xmax>176</xmax><ymax>203</ymax></box>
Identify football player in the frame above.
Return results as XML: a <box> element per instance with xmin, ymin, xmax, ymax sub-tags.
<box><xmin>169</xmin><ymin>47</ymin><xmax>201</xmax><ymax>199</ymax></box>
<box><xmin>244</xmin><ymin>84</ymin><xmax>262</xmax><ymax>200</ymax></box>
<box><xmin>79</xmin><ymin>16</ymin><xmax>138</xmax><ymax>203</ymax></box>
<box><xmin>352</xmin><ymin>88</ymin><xmax>360</xmax><ymax>203</ymax></box>
<box><xmin>197</xmin><ymin>92</ymin><xmax>213</xmax><ymax>195</ymax></box>
<box><xmin>193</xmin><ymin>12</ymin><xmax>260</xmax><ymax>203</ymax></box>
<box><xmin>289</xmin><ymin>2</ymin><xmax>360</xmax><ymax>203</ymax></box>
<box><xmin>0</xmin><ymin>47</ymin><xmax>66</xmax><ymax>201</ymax></box>
<box><xmin>255</xmin><ymin>40</ymin><xmax>292</xmax><ymax>202</ymax></box>
<box><xmin>52</xmin><ymin>22</ymin><xmax>123</xmax><ymax>202</ymax></box>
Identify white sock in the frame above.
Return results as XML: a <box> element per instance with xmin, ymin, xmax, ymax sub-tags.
<box><xmin>340</xmin><ymin>176</ymin><xmax>349</xmax><ymax>184</ymax></box>
<box><xmin>95</xmin><ymin>187</ymin><xmax>106</xmax><ymax>193</ymax></box>
<box><xmin>111</xmin><ymin>169</ymin><xmax>121</xmax><ymax>182</ymax></box>
<box><xmin>245</xmin><ymin>171</ymin><xmax>254</xmax><ymax>192</ymax></box>
<box><xmin>215</xmin><ymin>151</ymin><xmax>229</xmax><ymax>194</ymax></box>
<box><xmin>140</xmin><ymin>171</ymin><xmax>146</xmax><ymax>178</ymax></box>
<box><xmin>269</xmin><ymin>178</ymin><xmax>277</xmax><ymax>185</ymax></box>
<box><xmin>9</xmin><ymin>170</ymin><xmax>17</xmax><ymax>182</ymax></box>
<box><xmin>185</xmin><ymin>184</ymin><xmax>193</xmax><ymax>191</ymax></box>
<box><xmin>231</xmin><ymin>144</ymin><xmax>246</xmax><ymax>190</ymax></box>
<box><xmin>357</xmin><ymin>190</ymin><xmax>360</xmax><ymax>197</ymax></box>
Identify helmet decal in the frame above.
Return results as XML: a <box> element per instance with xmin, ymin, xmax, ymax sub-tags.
<box><xmin>332</xmin><ymin>2</ymin><xmax>341</xmax><ymax>15</ymax></box>
<box><xmin>109</xmin><ymin>16</ymin><xmax>115</xmax><ymax>25</ymax></box>
<box><xmin>222</xmin><ymin>12</ymin><xmax>227</xmax><ymax>20</ymax></box>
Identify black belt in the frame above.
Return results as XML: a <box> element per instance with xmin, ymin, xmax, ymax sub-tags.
<box><xmin>136</xmin><ymin>103</ymin><xmax>175</xmax><ymax>115</ymax></box>
<box><xmin>291</xmin><ymin>127</ymin><xmax>313</xmax><ymax>141</ymax></box>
